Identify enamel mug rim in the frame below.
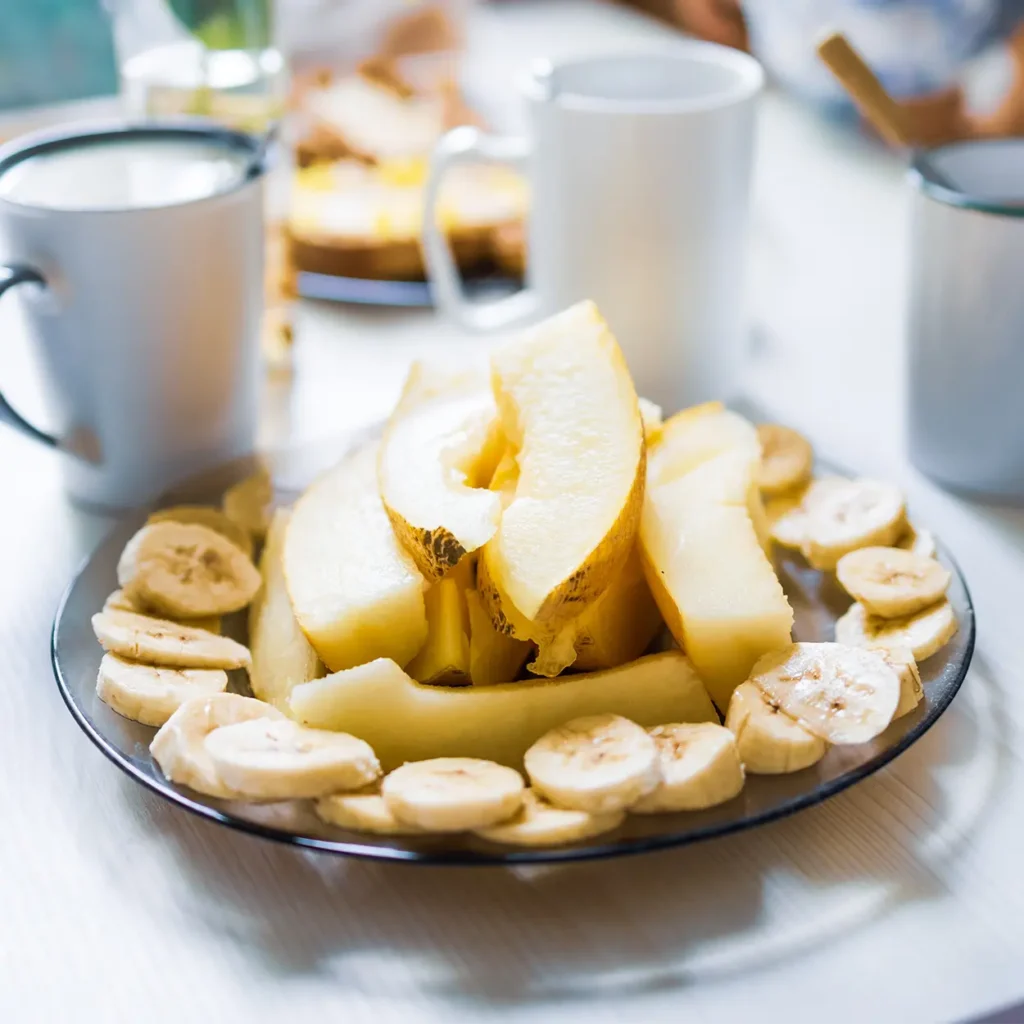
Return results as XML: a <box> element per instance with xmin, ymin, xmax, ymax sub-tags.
<box><xmin>910</xmin><ymin>137</ymin><xmax>1024</xmax><ymax>219</ymax></box>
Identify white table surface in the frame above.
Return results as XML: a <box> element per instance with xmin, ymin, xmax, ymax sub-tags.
<box><xmin>2</xmin><ymin>3</ymin><xmax>1023</xmax><ymax>1022</ymax></box>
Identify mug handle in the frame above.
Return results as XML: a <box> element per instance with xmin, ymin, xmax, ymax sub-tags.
<box><xmin>422</xmin><ymin>126</ymin><xmax>540</xmax><ymax>332</ymax></box>
<box><xmin>0</xmin><ymin>264</ymin><xmax>58</xmax><ymax>449</ymax></box>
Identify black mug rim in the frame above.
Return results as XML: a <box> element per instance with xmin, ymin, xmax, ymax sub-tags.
<box><xmin>0</xmin><ymin>119</ymin><xmax>263</xmax><ymax>214</ymax></box>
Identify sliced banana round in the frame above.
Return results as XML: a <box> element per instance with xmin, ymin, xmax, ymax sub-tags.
<box><xmin>147</xmin><ymin>505</ymin><xmax>253</xmax><ymax>557</ymax></box>
<box><xmin>802</xmin><ymin>479</ymin><xmax>906</xmax><ymax>571</ymax></box>
<box><xmin>92</xmin><ymin>610</ymin><xmax>250</xmax><ymax>669</ymax></box>
<box><xmin>102</xmin><ymin>589</ymin><xmax>222</xmax><ymax>635</ymax></box>
<box><xmin>382</xmin><ymin>757</ymin><xmax>525</xmax><ymax>831</ymax></box>
<box><xmin>835</xmin><ymin>600</ymin><xmax>957</xmax><ymax>662</ymax></box>
<box><xmin>766</xmin><ymin>476</ymin><xmax>849</xmax><ymax>550</ymax></box>
<box><xmin>631</xmin><ymin>723</ymin><xmax>744</xmax><ymax>813</ymax></box>
<box><xmin>150</xmin><ymin>693</ymin><xmax>285</xmax><ymax>798</ymax></box>
<box><xmin>872</xmin><ymin>645</ymin><xmax>924</xmax><ymax>719</ymax></box>
<box><xmin>223</xmin><ymin>467</ymin><xmax>274</xmax><ymax>541</ymax></box>
<box><xmin>204</xmin><ymin>719</ymin><xmax>380</xmax><ymax>801</ymax></box>
<box><xmin>118</xmin><ymin>521</ymin><xmax>261</xmax><ymax>619</ymax></box>
<box><xmin>315</xmin><ymin>789</ymin><xmax>425</xmax><ymax>835</ymax></box>
<box><xmin>897</xmin><ymin>523</ymin><xmax>937</xmax><ymax>560</ymax></box>
<box><xmin>725</xmin><ymin>681</ymin><xmax>827</xmax><ymax>775</ymax></box>
<box><xmin>475</xmin><ymin>789</ymin><xmax>624</xmax><ymax>847</ymax></box>
<box><xmin>96</xmin><ymin>653</ymin><xmax>227</xmax><ymax>727</ymax></box>
<box><xmin>756</xmin><ymin>423</ymin><xmax>813</xmax><ymax>497</ymax></box>
<box><xmin>524</xmin><ymin>713</ymin><xmax>660</xmax><ymax>814</ymax></box>
<box><xmin>836</xmin><ymin>546</ymin><xmax>950</xmax><ymax>618</ymax></box>
<box><xmin>750</xmin><ymin>642</ymin><xmax>900</xmax><ymax>745</ymax></box>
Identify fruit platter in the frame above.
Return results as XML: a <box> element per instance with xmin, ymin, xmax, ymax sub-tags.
<box><xmin>52</xmin><ymin>302</ymin><xmax>974</xmax><ymax>863</ymax></box>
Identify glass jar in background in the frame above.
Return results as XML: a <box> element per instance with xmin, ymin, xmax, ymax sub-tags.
<box><xmin>107</xmin><ymin>0</ymin><xmax>286</xmax><ymax>129</ymax></box>
<box><xmin>107</xmin><ymin>0</ymin><xmax>295</xmax><ymax>370</ymax></box>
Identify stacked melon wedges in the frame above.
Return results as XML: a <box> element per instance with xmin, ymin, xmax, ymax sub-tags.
<box><xmin>263</xmin><ymin>300</ymin><xmax>786</xmax><ymax>768</ymax></box>
<box><xmin>267</xmin><ymin>301</ymin><xmax>715</xmax><ymax>769</ymax></box>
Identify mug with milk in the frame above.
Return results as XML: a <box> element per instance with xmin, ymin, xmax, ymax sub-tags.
<box><xmin>422</xmin><ymin>47</ymin><xmax>764</xmax><ymax>412</ymax></box>
<box><xmin>0</xmin><ymin>122</ymin><xmax>265</xmax><ymax>508</ymax></box>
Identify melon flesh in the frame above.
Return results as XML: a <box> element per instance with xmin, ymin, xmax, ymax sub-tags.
<box><xmin>289</xmin><ymin>650</ymin><xmax>717</xmax><ymax>770</ymax></box>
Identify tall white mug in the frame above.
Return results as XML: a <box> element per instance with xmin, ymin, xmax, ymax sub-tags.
<box><xmin>423</xmin><ymin>47</ymin><xmax>764</xmax><ymax>411</ymax></box>
<box><xmin>0</xmin><ymin>121</ymin><xmax>265</xmax><ymax>509</ymax></box>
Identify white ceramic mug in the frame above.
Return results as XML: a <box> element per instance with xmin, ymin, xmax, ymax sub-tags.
<box><xmin>907</xmin><ymin>139</ymin><xmax>1024</xmax><ymax>499</ymax></box>
<box><xmin>0</xmin><ymin>121</ymin><xmax>265</xmax><ymax>509</ymax></box>
<box><xmin>423</xmin><ymin>47</ymin><xmax>764</xmax><ymax>411</ymax></box>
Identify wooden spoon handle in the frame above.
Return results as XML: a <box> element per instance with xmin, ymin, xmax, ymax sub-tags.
<box><xmin>816</xmin><ymin>32</ymin><xmax>911</xmax><ymax>146</ymax></box>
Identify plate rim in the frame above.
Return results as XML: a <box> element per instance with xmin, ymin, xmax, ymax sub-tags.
<box><xmin>49</xmin><ymin>542</ymin><xmax>976</xmax><ymax>866</ymax></box>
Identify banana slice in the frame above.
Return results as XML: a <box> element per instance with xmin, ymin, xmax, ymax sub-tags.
<box><xmin>835</xmin><ymin>600</ymin><xmax>957</xmax><ymax>662</ymax></box>
<box><xmin>475</xmin><ymin>789</ymin><xmax>624</xmax><ymax>847</ymax></box>
<box><xmin>92</xmin><ymin>610</ymin><xmax>251</xmax><ymax>669</ymax></box>
<box><xmin>836</xmin><ymin>546</ymin><xmax>951</xmax><ymax>618</ymax></box>
<box><xmin>150</xmin><ymin>693</ymin><xmax>285</xmax><ymax>797</ymax></box>
<box><xmin>103</xmin><ymin>589</ymin><xmax>139</xmax><ymax>614</ymax></box>
<box><xmin>756</xmin><ymin>424</ymin><xmax>813</xmax><ymax>497</ymax></box>
<box><xmin>204</xmin><ymin>719</ymin><xmax>380</xmax><ymax>800</ymax></box>
<box><xmin>147</xmin><ymin>505</ymin><xmax>253</xmax><ymax>557</ymax></box>
<box><xmin>897</xmin><ymin>523</ymin><xmax>937</xmax><ymax>560</ymax></box>
<box><xmin>524</xmin><ymin>713</ymin><xmax>660</xmax><ymax>814</ymax></box>
<box><xmin>315</xmin><ymin>789</ymin><xmax>424</xmax><ymax>835</ymax></box>
<box><xmin>873</xmin><ymin>645</ymin><xmax>924</xmax><ymax>719</ymax></box>
<box><xmin>750</xmin><ymin>642</ymin><xmax>900</xmax><ymax>745</ymax></box>
<box><xmin>103</xmin><ymin>589</ymin><xmax>222</xmax><ymax>635</ymax></box>
<box><xmin>802</xmin><ymin>479</ymin><xmax>906</xmax><ymax>571</ymax></box>
<box><xmin>382</xmin><ymin>757</ymin><xmax>525</xmax><ymax>831</ymax></box>
<box><xmin>725</xmin><ymin>681</ymin><xmax>827</xmax><ymax>775</ymax></box>
<box><xmin>631</xmin><ymin>723</ymin><xmax>744</xmax><ymax>813</ymax></box>
<box><xmin>118</xmin><ymin>521</ymin><xmax>261</xmax><ymax>618</ymax></box>
<box><xmin>223</xmin><ymin>467</ymin><xmax>274</xmax><ymax>541</ymax></box>
<box><xmin>766</xmin><ymin>476</ymin><xmax>849</xmax><ymax>550</ymax></box>
<box><xmin>96</xmin><ymin>653</ymin><xmax>227</xmax><ymax>727</ymax></box>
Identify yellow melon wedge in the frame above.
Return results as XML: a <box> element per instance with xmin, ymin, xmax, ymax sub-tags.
<box><xmin>488</xmin><ymin>448</ymin><xmax>519</xmax><ymax>509</ymax></box>
<box><xmin>649</xmin><ymin>403</ymin><xmax>758</xmax><ymax>487</ymax></box>
<box><xmin>640</xmin><ymin>450</ymin><xmax>794</xmax><ymax>712</ymax></box>
<box><xmin>651</xmin><ymin>402</ymin><xmax>771</xmax><ymax>552</ymax></box>
<box><xmin>571</xmin><ymin>547</ymin><xmax>663</xmax><ymax>672</ymax></box>
<box><xmin>480</xmin><ymin>301</ymin><xmax>645</xmax><ymax>660</ymax></box>
<box><xmin>638</xmin><ymin>397</ymin><xmax>664</xmax><ymax>445</ymax></box>
<box><xmin>465</xmin><ymin>587</ymin><xmax>531</xmax><ymax>685</ymax></box>
<box><xmin>248</xmin><ymin>509</ymin><xmax>324</xmax><ymax>708</ymax></box>
<box><xmin>405</xmin><ymin>576</ymin><xmax>471</xmax><ymax>685</ymax></box>
<box><xmin>283</xmin><ymin>443</ymin><xmax>428</xmax><ymax>672</ymax></box>
<box><xmin>378</xmin><ymin>361</ymin><xmax>505</xmax><ymax>581</ymax></box>
<box><xmin>289</xmin><ymin>650</ymin><xmax>717</xmax><ymax>770</ymax></box>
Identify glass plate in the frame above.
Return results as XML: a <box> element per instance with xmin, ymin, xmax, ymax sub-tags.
<box><xmin>51</xmin><ymin>441</ymin><xmax>975</xmax><ymax>865</ymax></box>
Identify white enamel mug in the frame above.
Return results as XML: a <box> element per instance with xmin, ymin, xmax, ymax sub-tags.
<box><xmin>423</xmin><ymin>47</ymin><xmax>764</xmax><ymax>411</ymax></box>
<box><xmin>907</xmin><ymin>139</ymin><xmax>1024</xmax><ymax>499</ymax></box>
<box><xmin>0</xmin><ymin>122</ymin><xmax>265</xmax><ymax>509</ymax></box>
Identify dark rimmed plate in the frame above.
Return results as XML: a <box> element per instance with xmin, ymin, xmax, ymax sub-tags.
<box><xmin>51</xmin><ymin>442</ymin><xmax>975</xmax><ymax>865</ymax></box>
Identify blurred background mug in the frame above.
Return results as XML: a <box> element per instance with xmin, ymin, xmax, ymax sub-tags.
<box><xmin>0</xmin><ymin>121</ymin><xmax>265</xmax><ymax>509</ymax></box>
<box><xmin>422</xmin><ymin>46</ymin><xmax>764</xmax><ymax>412</ymax></box>
<box><xmin>907</xmin><ymin>137</ymin><xmax>1024</xmax><ymax>499</ymax></box>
